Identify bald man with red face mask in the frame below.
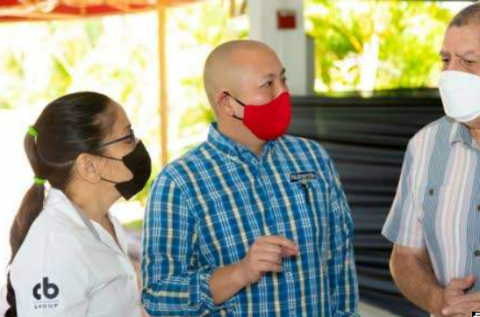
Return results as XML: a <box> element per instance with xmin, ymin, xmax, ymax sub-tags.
<box><xmin>142</xmin><ymin>40</ymin><xmax>359</xmax><ymax>317</ymax></box>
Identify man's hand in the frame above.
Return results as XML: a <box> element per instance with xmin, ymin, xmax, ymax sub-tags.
<box><xmin>237</xmin><ymin>236</ymin><xmax>299</xmax><ymax>286</ymax></box>
<box><xmin>389</xmin><ymin>245</ymin><xmax>462</xmax><ymax>317</ymax></box>
<box><xmin>441</xmin><ymin>275</ymin><xmax>478</xmax><ymax>316</ymax></box>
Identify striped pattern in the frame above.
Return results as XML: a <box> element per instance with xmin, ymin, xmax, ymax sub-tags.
<box><xmin>383</xmin><ymin>116</ymin><xmax>480</xmax><ymax>290</ymax></box>
<box><xmin>142</xmin><ymin>124</ymin><xmax>359</xmax><ymax>317</ymax></box>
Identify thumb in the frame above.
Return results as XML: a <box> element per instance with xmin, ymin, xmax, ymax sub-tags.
<box><xmin>466</xmin><ymin>274</ymin><xmax>476</xmax><ymax>285</ymax></box>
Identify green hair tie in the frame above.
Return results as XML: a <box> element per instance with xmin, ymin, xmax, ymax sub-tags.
<box><xmin>33</xmin><ymin>177</ymin><xmax>47</xmax><ymax>186</ymax></box>
<box><xmin>28</xmin><ymin>126</ymin><xmax>39</xmax><ymax>138</ymax></box>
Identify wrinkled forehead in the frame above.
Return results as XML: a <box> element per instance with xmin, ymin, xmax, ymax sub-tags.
<box><xmin>442</xmin><ymin>24</ymin><xmax>480</xmax><ymax>55</ymax></box>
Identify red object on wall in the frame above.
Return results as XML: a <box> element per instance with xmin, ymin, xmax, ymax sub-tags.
<box><xmin>277</xmin><ymin>10</ymin><xmax>296</xmax><ymax>30</ymax></box>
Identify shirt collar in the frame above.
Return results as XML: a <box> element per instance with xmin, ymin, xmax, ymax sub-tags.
<box><xmin>206</xmin><ymin>123</ymin><xmax>278</xmax><ymax>163</ymax></box>
<box><xmin>45</xmin><ymin>188</ymin><xmax>87</xmax><ymax>227</ymax></box>
<box><xmin>449</xmin><ymin>120</ymin><xmax>474</xmax><ymax>147</ymax></box>
<box><xmin>45</xmin><ymin>188</ymin><xmax>126</xmax><ymax>253</ymax></box>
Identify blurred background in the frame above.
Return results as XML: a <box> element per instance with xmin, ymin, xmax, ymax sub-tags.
<box><xmin>0</xmin><ymin>0</ymin><xmax>474</xmax><ymax>316</ymax></box>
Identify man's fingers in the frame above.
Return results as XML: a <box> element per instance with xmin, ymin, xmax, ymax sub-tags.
<box><xmin>281</xmin><ymin>247</ymin><xmax>299</xmax><ymax>257</ymax></box>
<box><xmin>442</xmin><ymin>302</ymin><xmax>477</xmax><ymax>316</ymax></box>
<box><xmin>448</xmin><ymin>276</ymin><xmax>476</xmax><ymax>291</ymax></box>
<box><xmin>258</xmin><ymin>261</ymin><xmax>282</xmax><ymax>273</ymax></box>
<box><xmin>258</xmin><ymin>244</ymin><xmax>282</xmax><ymax>255</ymax></box>
<box><xmin>465</xmin><ymin>274</ymin><xmax>476</xmax><ymax>286</ymax></box>
<box><xmin>448</xmin><ymin>291</ymin><xmax>480</xmax><ymax>306</ymax></box>
<box><xmin>256</xmin><ymin>252</ymin><xmax>282</xmax><ymax>265</ymax></box>
<box><xmin>260</xmin><ymin>236</ymin><xmax>299</xmax><ymax>254</ymax></box>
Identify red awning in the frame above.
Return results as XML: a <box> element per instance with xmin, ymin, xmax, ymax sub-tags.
<box><xmin>0</xmin><ymin>0</ymin><xmax>199</xmax><ymax>21</ymax></box>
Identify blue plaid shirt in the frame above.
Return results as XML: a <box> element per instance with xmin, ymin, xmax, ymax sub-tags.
<box><xmin>142</xmin><ymin>124</ymin><xmax>359</xmax><ymax>317</ymax></box>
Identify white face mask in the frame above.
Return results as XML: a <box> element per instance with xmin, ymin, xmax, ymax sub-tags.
<box><xmin>438</xmin><ymin>70</ymin><xmax>480</xmax><ymax>123</ymax></box>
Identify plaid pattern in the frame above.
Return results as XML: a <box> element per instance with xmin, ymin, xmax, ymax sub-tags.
<box><xmin>142</xmin><ymin>124</ymin><xmax>359</xmax><ymax>317</ymax></box>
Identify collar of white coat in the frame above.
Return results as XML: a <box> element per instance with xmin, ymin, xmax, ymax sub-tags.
<box><xmin>45</xmin><ymin>188</ymin><xmax>130</xmax><ymax>256</ymax></box>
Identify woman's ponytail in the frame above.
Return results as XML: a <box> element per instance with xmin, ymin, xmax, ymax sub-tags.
<box><xmin>4</xmin><ymin>92</ymin><xmax>115</xmax><ymax>317</ymax></box>
<box><xmin>4</xmin><ymin>131</ymin><xmax>47</xmax><ymax>317</ymax></box>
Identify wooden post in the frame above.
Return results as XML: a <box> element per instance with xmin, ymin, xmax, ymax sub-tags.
<box><xmin>157</xmin><ymin>0</ymin><xmax>169</xmax><ymax>167</ymax></box>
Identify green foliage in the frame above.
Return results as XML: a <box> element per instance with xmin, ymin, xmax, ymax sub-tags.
<box><xmin>305</xmin><ymin>0</ymin><xmax>458</xmax><ymax>92</ymax></box>
<box><xmin>171</xmin><ymin>1</ymin><xmax>248</xmax><ymax>156</ymax></box>
<box><xmin>0</xmin><ymin>52</ymin><xmax>25</xmax><ymax>109</ymax></box>
<box><xmin>85</xmin><ymin>21</ymin><xmax>105</xmax><ymax>47</ymax></box>
<box><xmin>178</xmin><ymin>77</ymin><xmax>216</xmax><ymax>136</ymax></box>
<box><xmin>0</xmin><ymin>16</ymin><xmax>159</xmax><ymax>207</ymax></box>
<box><xmin>173</xmin><ymin>0</ymin><xmax>462</xmax><ymax>153</ymax></box>
<box><xmin>50</xmin><ymin>55</ymin><xmax>73</xmax><ymax>98</ymax></box>
<box><xmin>0</xmin><ymin>0</ymin><xmax>468</xmax><ymax>209</ymax></box>
<box><xmin>4</xmin><ymin>52</ymin><xmax>25</xmax><ymax>78</ymax></box>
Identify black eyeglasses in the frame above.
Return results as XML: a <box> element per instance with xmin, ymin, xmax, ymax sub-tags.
<box><xmin>98</xmin><ymin>128</ymin><xmax>136</xmax><ymax>149</ymax></box>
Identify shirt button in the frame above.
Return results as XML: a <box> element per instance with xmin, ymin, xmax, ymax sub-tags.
<box><xmin>429</xmin><ymin>189</ymin><xmax>435</xmax><ymax>196</ymax></box>
<box><xmin>474</xmin><ymin>250</ymin><xmax>480</xmax><ymax>257</ymax></box>
<box><xmin>477</xmin><ymin>205</ymin><xmax>480</xmax><ymax>211</ymax></box>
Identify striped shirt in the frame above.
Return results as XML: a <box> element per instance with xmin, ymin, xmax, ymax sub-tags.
<box><xmin>383</xmin><ymin>116</ymin><xmax>480</xmax><ymax>291</ymax></box>
<box><xmin>142</xmin><ymin>124</ymin><xmax>359</xmax><ymax>317</ymax></box>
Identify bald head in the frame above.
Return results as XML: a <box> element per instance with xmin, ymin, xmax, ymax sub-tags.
<box><xmin>203</xmin><ymin>40</ymin><xmax>280</xmax><ymax>112</ymax></box>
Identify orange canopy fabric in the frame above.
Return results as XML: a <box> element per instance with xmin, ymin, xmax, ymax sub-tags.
<box><xmin>0</xmin><ymin>0</ymin><xmax>199</xmax><ymax>21</ymax></box>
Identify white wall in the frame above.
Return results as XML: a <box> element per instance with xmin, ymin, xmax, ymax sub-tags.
<box><xmin>249</xmin><ymin>0</ymin><xmax>314</xmax><ymax>96</ymax></box>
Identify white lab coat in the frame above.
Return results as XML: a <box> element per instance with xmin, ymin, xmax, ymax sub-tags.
<box><xmin>0</xmin><ymin>285</ymin><xmax>7</xmax><ymax>316</ymax></box>
<box><xmin>9</xmin><ymin>188</ymin><xmax>143</xmax><ymax>317</ymax></box>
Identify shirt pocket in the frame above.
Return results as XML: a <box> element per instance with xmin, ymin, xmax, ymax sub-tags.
<box><xmin>300</xmin><ymin>181</ymin><xmax>328</xmax><ymax>245</ymax></box>
<box><xmin>422</xmin><ymin>185</ymin><xmax>459</xmax><ymax>247</ymax></box>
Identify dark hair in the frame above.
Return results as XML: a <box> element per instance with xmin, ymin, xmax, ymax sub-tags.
<box><xmin>449</xmin><ymin>2</ymin><xmax>480</xmax><ymax>28</ymax></box>
<box><xmin>5</xmin><ymin>91</ymin><xmax>116</xmax><ymax>317</ymax></box>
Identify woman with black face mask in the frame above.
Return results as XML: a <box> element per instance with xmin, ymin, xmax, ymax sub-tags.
<box><xmin>4</xmin><ymin>92</ymin><xmax>151</xmax><ymax>317</ymax></box>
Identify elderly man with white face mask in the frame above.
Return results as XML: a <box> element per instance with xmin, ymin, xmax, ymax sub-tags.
<box><xmin>382</xmin><ymin>3</ymin><xmax>480</xmax><ymax>317</ymax></box>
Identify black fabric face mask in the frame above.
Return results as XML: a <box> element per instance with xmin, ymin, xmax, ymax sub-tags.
<box><xmin>100</xmin><ymin>141</ymin><xmax>152</xmax><ymax>200</ymax></box>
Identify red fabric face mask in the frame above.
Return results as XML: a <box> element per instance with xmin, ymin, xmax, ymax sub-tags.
<box><xmin>229</xmin><ymin>91</ymin><xmax>292</xmax><ymax>141</ymax></box>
